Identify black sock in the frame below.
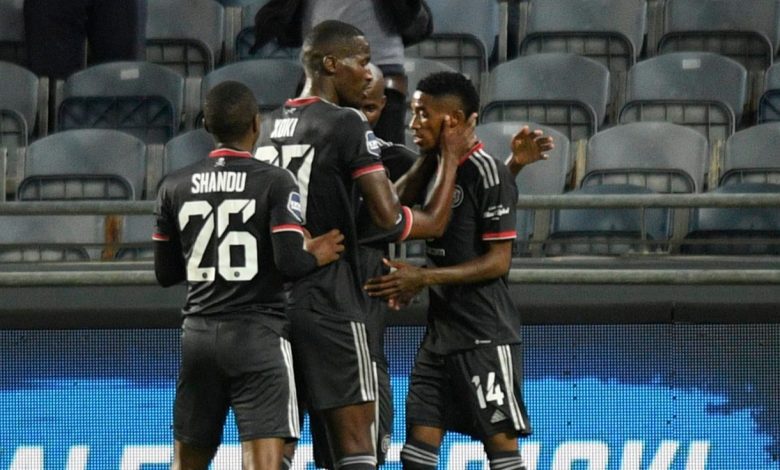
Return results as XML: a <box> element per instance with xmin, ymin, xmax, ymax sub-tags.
<box><xmin>334</xmin><ymin>453</ymin><xmax>376</xmax><ymax>470</ymax></box>
<box><xmin>488</xmin><ymin>450</ymin><xmax>527</xmax><ymax>470</ymax></box>
<box><xmin>400</xmin><ymin>438</ymin><xmax>439</xmax><ymax>469</ymax></box>
<box><xmin>281</xmin><ymin>456</ymin><xmax>292</xmax><ymax>470</ymax></box>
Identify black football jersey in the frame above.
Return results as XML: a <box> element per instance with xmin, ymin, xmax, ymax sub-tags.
<box><xmin>424</xmin><ymin>143</ymin><xmax>522</xmax><ymax>354</ymax></box>
<box><xmin>255</xmin><ymin>97</ymin><xmax>386</xmax><ymax>320</ymax></box>
<box><xmin>154</xmin><ymin>148</ymin><xmax>305</xmax><ymax>333</ymax></box>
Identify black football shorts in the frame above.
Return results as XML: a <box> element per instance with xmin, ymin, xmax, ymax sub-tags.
<box><xmin>173</xmin><ymin>314</ymin><xmax>299</xmax><ymax>448</ymax></box>
<box><xmin>406</xmin><ymin>341</ymin><xmax>532</xmax><ymax>439</ymax></box>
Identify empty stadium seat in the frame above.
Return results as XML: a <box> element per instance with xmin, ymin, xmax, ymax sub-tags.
<box><xmin>659</xmin><ymin>0</ymin><xmax>780</xmax><ymax>72</ymax></box>
<box><xmin>583</xmin><ymin>122</ymin><xmax>708</xmax><ymax>194</ymax></box>
<box><xmin>0</xmin><ymin>214</ymin><xmax>107</xmax><ymax>262</ymax></box>
<box><xmin>721</xmin><ymin>122</ymin><xmax>780</xmax><ymax>185</ymax></box>
<box><xmin>146</xmin><ymin>0</ymin><xmax>226</xmax><ymax>77</ymax></box>
<box><xmin>620</xmin><ymin>52</ymin><xmax>748</xmax><ymax>144</ymax></box>
<box><xmin>57</xmin><ymin>61</ymin><xmax>185</xmax><ymax>144</ymax></box>
<box><xmin>758</xmin><ymin>62</ymin><xmax>780</xmax><ymax>123</ymax></box>
<box><xmin>545</xmin><ymin>184</ymin><xmax>671</xmax><ymax>256</ymax></box>
<box><xmin>681</xmin><ymin>183</ymin><xmax>780</xmax><ymax>255</ymax></box>
<box><xmin>477</xmin><ymin>121</ymin><xmax>571</xmax><ymax>255</ymax></box>
<box><xmin>115</xmin><ymin>214</ymin><xmax>155</xmax><ymax>261</ymax></box>
<box><xmin>405</xmin><ymin>0</ymin><xmax>499</xmax><ymax>92</ymax></box>
<box><xmin>0</xmin><ymin>0</ymin><xmax>25</xmax><ymax>65</ymax></box>
<box><xmin>200</xmin><ymin>59</ymin><xmax>303</xmax><ymax>115</ymax></box>
<box><xmin>163</xmin><ymin>128</ymin><xmax>214</xmax><ymax>175</ymax></box>
<box><xmin>18</xmin><ymin>129</ymin><xmax>146</xmax><ymax>200</ymax></box>
<box><xmin>482</xmin><ymin>53</ymin><xmax>610</xmax><ymax>145</ymax></box>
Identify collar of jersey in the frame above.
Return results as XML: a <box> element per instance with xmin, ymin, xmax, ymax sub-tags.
<box><xmin>209</xmin><ymin>148</ymin><xmax>253</xmax><ymax>159</ymax></box>
<box><xmin>286</xmin><ymin>96</ymin><xmax>322</xmax><ymax>107</ymax></box>
<box><xmin>458</xmin><ymin>141</ymin><xmax>484</xmax><ymax>166</ymax></box>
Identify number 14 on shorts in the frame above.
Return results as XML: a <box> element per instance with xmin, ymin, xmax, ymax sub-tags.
<box><xmin>471</xmin><ymin>372</ymin><xmax>505</xmax><ymax>408</ymax></box>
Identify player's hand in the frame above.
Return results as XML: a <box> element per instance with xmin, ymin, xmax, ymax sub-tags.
<box><xmin>364</xmin><ymin>258</ymin><xmax>426</xmax><ymax>300</ymax></box>
<box><xmin>387</xmin><ymin>290</ymin><xmax>417</xmax><ymax>311</ymax></box>
<box><xmin>440</xmin><ymin>112</ymin><xmax>478</xmax><ymax>165</ymax></box>
<box><xmin>304</xmin><ymin>228</ymin><xmax>345</xmax><ymax>266</ymax></box>
<box><xmin>507</xmin><ymin>126</ymin><xmax>554</xmax><ymax>175</ymax></box>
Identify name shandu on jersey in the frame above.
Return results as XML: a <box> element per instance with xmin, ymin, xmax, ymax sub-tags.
<box><xmin>191</xmin><ymin>171</ymin><xmax>247</xmax><ymax>193</ymax></box>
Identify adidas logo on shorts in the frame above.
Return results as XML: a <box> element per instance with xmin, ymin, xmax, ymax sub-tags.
<box><xmin>490</xmin><ymin>409</ymin><xmax>507</xmax><ymax>424</ymax></box>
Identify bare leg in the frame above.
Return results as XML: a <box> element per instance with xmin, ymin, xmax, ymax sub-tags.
<box><xmin>241</xmin><ymin>437</ymin><xmax>285</xmax><ymax>470</ymax></box>
<box><xmin>170</xmin><ymin>440</ymin><xmax>217</xmax><ymax>470</ymax></box>
<box><xmin>323</xmin><ymin>402</ymin><xmax>376</xmax><ymax>465</ymax></box>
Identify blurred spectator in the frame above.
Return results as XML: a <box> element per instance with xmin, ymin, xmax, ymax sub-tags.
<box><xmin>24</xmin><ymin>0</ymin><xmax>146</xmax><ymax>80</ymax></box>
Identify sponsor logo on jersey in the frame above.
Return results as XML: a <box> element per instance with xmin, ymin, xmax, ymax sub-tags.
<box><xmin>191</xmin><ymin>171</ymin><xmax>246</xmax><ymax>193</ymax></box>
<box><xmin>287</xmin><ymin>192</ymin><xmax>303</xmax><ymax>221</ymax></box>
<box><xmin>215</xmin><ymin>157</ymin><xmax>226</xmax><ymax>168</ymax></box>
<box><xmin>452</xmin><ymin>185</ymin><xmax>464</xmax><ymax>208</ymax></box>
<box><xmin>365</xmin><ymin>131</ymin><xmax>381</xmax><ymax>156</ymax></box>
<box><xmin>483</xmin><ymin>205</ymin><xmax>511</xmax><ymax>219</ymax></box>
<box><xmin>426</xmin><ymin>246</ymin><xmax>446</xmax><ymax>257</ymax></box>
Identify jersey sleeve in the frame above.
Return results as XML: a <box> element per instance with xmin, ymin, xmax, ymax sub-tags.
<box><xmin>153</xmin><ymin>178</ymin><xmax>176</xmax><ymax>242</ymax></box>
<box><xmin>269</xmin><ymin>169</ymin><xmax>306</xmax><ymax>236</ymax></box>
<box><xmin>478</xmin><ymin>161</ymin><xmax>518</xmax><ymax>242</ymax></box>
<box><xmin>338</xmin><ymin>109</ymin><xmax>386</xmax><ymax>180</ymax></box>
<box><xmin>357</xmin><ymin>205</ymin><xmax>414</xmax><ymax>244</ymax></box>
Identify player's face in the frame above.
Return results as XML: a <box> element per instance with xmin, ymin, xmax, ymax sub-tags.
<box><xmin>409</xmin><ymin>91</ymin><xmax>454</xmax><ymax>153</ymax></box>
<box><xmin>360</xmin><ymin>79</ymin><xmax>386</xmax><ymax>128</ymax></box>
<box><xmin>333</xmin><ymin>36</ymin><xmax>373</xmax><ymax>108</ymax></box>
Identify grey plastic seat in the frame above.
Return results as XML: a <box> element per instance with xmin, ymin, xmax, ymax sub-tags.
<box><xmin>146</xmin><ymin>0</ymin><xmax>225</xmax><ymax>77</ymax></box>
<box><xmin>721</xmin><ymin>122</ymin><xmax>780</xmax><ymax>185</ymax></box>
<box><xmin>18</xmin><ymin>129</ymin><xmax>146</xmax><ymax>200</ymax></box>
<box><xmin>482</xmin><ymin>53</ymin><xmax>610</xmax><ymax>144</ymax></box>
<box><xmin>583</xmin><ymin>122</ymin><xmax>708</xmax><ymax>194</ymax></box>
<box><xmin>405</xmin><ymin>0</ymin><xmax>498</xmax><ymax>91</ymax></box>
<box><xmin>758</xmin><ymin>63</ymin><xmax>780</xmax><ymax>123</ymax></box>
<box><xmin>681</xmin><ymin>183</ymin><xmax>780</xmax><ymax>255</ymax></box>
<box><xmin>477</xmin><ymin>121</ymin><xmax>571</xmax><ymax>255</ymax></box>
<box><xmin>57</xmin><ymin>61</ymin><xmax>185</xmax><ymax>144</ymax></box>
<box><xmin>545</xmin><ymin>184</ymin><xmax>671</xmax><ymax>256</ymax></box>
<box><xmin>163</xmin><ymin>128</ymin><xmax>214</xmax><ymax>175</ymax></box>
<box><xmin>659</xmin><ymin>0</ymin><xmax>780</xmax><ymax>72</ymax></box>
<box><xmin>115</xmin><ymin>214</ymin><xmax>155</xmax><ymax>261</ymax></box>
<box><xmin>620</xmin><ymin>52</ymin><xmax>748</xmax><ymax>144</ymax></box>
<box><xmin>0</xmin><ymin>214</ymin><xmax>106</xmax><ymax>262</ymax></box>
<box><xmin>0</xmin><ymin>0</ymin><xmax>25</xmax><ymax>65</ymax></box>
<box><xmin>521</xmin><ymin>0</ymin><xmax>646</xmax><ymax>106</ymax></box>
<box><xmin>235</xmin><ymin>1</ymin><xmax>300</xmax><ymax>61</ymax></box>
<box><xmin>0</xmin><ymin>61</ymin><xmax>40</xmax><ymax>192</ymax></box>
<box><xmin>200</xmin><ymin>59</ymin><xmax>302</xmax><ymax>114</ymax></box>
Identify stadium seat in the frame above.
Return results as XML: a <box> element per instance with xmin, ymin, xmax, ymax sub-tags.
<box><xmin>658</xmin><ymin>0</ymin><xmax>780</xmax><ymax>73</ymax></box>
<box><xmin>163</xmin><ymin>128</ymin><xmax>214</xmax><ymax>175</ymax></box>
<box><xmin>545</xmin><ymin>184</ymin><xmax>671</xmax><ymax>256</ymax></box>
<box><xmin>721</xmin><ymin>122</ymin><xmax>780</xmax><ymax>186</ymax></box>
<box><xmin>477</xmin><ymin>121</ymin><xmax>570</xmax><ymax>255</ymax></box>
<box><xmin>200</xmin><ymin>59</ymin><xmax>303</xmax><ymax>115</ymax></box>
<box><xmin>115</xmin><ymin>214</ymin><xmax>155</xmax><ymax>261</ymax></box>
<box><xmin>681</xmin><ymin>183</ymin><xmax>780</xmax><ymax>255</ymax></box>
<box><xmin>146</xmin><ymin>0</ymin><xmax>226</xmax><ymax>77</ymax></box>
<box><xmin>758</xmin><ymin>62</ymin><xmax>780</xmax><ymax>123</ymax></box>
<box><xmin>0</xmin><ymin>61</ymin><xmax>43</xmax><ymax>194</ymax></box>
<box><xmin>583</xmin><ymin>121</ymin><xmax>708</xmax><ymax>194</ymax></box>
<box><xmin>0</xmin><ymin>0</ymin><xmax>25</xmax><ymax>65</ymax></box>
<box><xmin>234</xmin><ymin>1</ymin><xmax>300</xmax><ymax>61</ymax></box>
<box><xmin>57</xmin><ymin>61</ymin><xmax>185</xmax><ymax>144</ymax></box>
<box><xmin>0</xmin><ymin>214</ymin><xmax>107</xmax><ymax>262</ymax></box>
<box><xmin>619</xmin><ymin>52</ymin><xmax>748</xmax><ymax>144</ymax></box>
<box><xmin>520</xmin><ymin>0</ymin><xmax>647</xmax><ymax>113</ymax></box>
<box><xmin>403</xmin><ymin>57</ymin><xmax>457</xmax><ymax>102</ymax></box>
<box><xmin>481</xmin><ymin>53</ymin><xmax>610</xmax><ymax>145</ymax></box>
<box><xmin>405</xmin><ymin>0</ymin><xmax>499</xmax><ymax>92</ymax></box>
<box><xmin>18</xmin><ymin>129</ymin><xmax>146</xmax><ymax>200</ymax></box>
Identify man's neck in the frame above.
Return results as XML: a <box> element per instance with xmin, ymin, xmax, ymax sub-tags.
<box><xmin>299</xmin><ymin>78</ymin><xmax>340</xmax><ymax>105</ymax></box>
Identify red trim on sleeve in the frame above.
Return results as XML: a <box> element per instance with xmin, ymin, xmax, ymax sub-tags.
<box><xmin>482</xmin><ymin>230</ymin><xmax>517</xmax><ymax>241</ymax></box>
<box><xmin>285</xmin><ymin>97</ymin><xmax>321</xmax><ymax>107</ymax></box>
<box><xmin>271</xmin><ymin>224</ymin><xmax>305</xmax><ymax>235</ymax></box>
<box><xmin>208</xmin><ymin>148</ymin><xmax>253</xmax><ymax>159</ymax></box>
<box><xmin>351</xmin><ymin>164</ymin><xmax>386</xmax><ymax>179</ymax></box>
<box><xmin>398</xmin><ymin>206</ymin><xmax>414</xmax><ymax>241</ymax></box>
<box><xmin>152</xmin><ymin>233</ymin><xmax>170</xmax><ymax>241</ymax></box>
<box><xmin>459</xmin><ymin>142</ymin><xmax>485</xmax><ymax>166</ymax></box>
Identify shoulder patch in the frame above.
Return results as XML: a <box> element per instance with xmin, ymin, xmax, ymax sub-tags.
<box><xmin>365</xmin><ymin>131</ymin><xmax>381</xmax><ymax>156</ymax></box>
<box><xmin>287</xmin><ymin>191</ymin><xmax>303</xmax><ymax>222</ymax></box>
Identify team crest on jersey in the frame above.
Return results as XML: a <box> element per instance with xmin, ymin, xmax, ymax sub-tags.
<box><xmin>365</xmin><ymin>131</ymin><xmax>381</xmax><ymax>156</ymax></box>
<box><xmin>287</xmin><ymin>192</ymin><xmax>303</xmax><ymax>222</ymax></box>
<box><xmin>214</xmin><ymin>157</ymin><xmax>226</xmax><ymax>168</ymax></box>
<box><xmin>452</xmin><ymin>185</ymin><xmax>464</xmax><ymax>208</ymax></box>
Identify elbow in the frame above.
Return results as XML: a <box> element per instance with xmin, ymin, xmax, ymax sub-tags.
<box><xmin>373</xmin><ymin>210</ymin><xmax>401</xmax><ymax>231</ymax></box>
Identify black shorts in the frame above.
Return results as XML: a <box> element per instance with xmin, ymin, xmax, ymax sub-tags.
<box><xmin>289</xmin><ymin>309</ymin><xmax>375</xmax><ymax>410</ymax></box>
<box><xmin>174</xmin><ymin>314</ymin><xmax>299</xmax><ymax>448</ymax></box>
<box><xmin>309</xmin><ymin>359</ymin><xmax>393</xmax><ymax>468</ymax></box>
<box><xmin>406</xmin><ymin>341</ymin><xmax>532</xmax><ymax>440</ymax></box>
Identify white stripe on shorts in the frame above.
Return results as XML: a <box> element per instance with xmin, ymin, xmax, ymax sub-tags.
<box><xmin>498</xmin><ymin>345</ymin><xmax>525</xmax><ymax>431</ymax></box>
<box><xmin>280</xmin><ymin>338</ymin><xmax>300</xmax><ymax>437</ymax></box>
<box><xmin>350</xmin><ymin>321</ymin><xmax>375</xmax><ymax>401</ymax></box>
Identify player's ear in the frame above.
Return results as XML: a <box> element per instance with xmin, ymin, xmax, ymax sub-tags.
<box><xmin>450</xmin><ymin>109</ymin><xmax>466</xmax><ymax>127</ymax></box>
<box><xmin>322</xmin><ymin>54</ymin><xmax>338</xmax><ymax>74</ymax></box>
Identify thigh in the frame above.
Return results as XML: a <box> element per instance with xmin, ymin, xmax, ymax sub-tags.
<box><xmin>218</xmin><ymin>318</ymin><xmax>300</xmax><ymax>441</ymax></box>
<box><xmin>289</xmin><ymin>309</ymin><xmax>375</xmax><ymax>410</ymax></box>
<box><xmin>174</xmin><ymin>316</ymin><xmax>230</xmax><ymax>449</ymax></box>
<box><xmin>406</xmin><ymin>342</ymin><xmax>449</xmax><ymax>430</ymax></box>
<box><xmin>448</xmin><ymin>344</ymin><xmax>532</xmax><ymax>439</ymax></box>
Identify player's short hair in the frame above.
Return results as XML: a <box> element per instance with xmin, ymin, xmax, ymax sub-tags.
<box><xmin>416</xmin><ymin>72</ymin><xmax>480</xmax><ymax>119</ymax></box>
<box><xmin>302</xmin><ymin>20</ymin><xmax>366</xmax><ymax>73</ymax></box>
<box><xmin>203</xmin><ymin>81</ymin><xmax>257</xmax><ymax>143</ymax></box>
